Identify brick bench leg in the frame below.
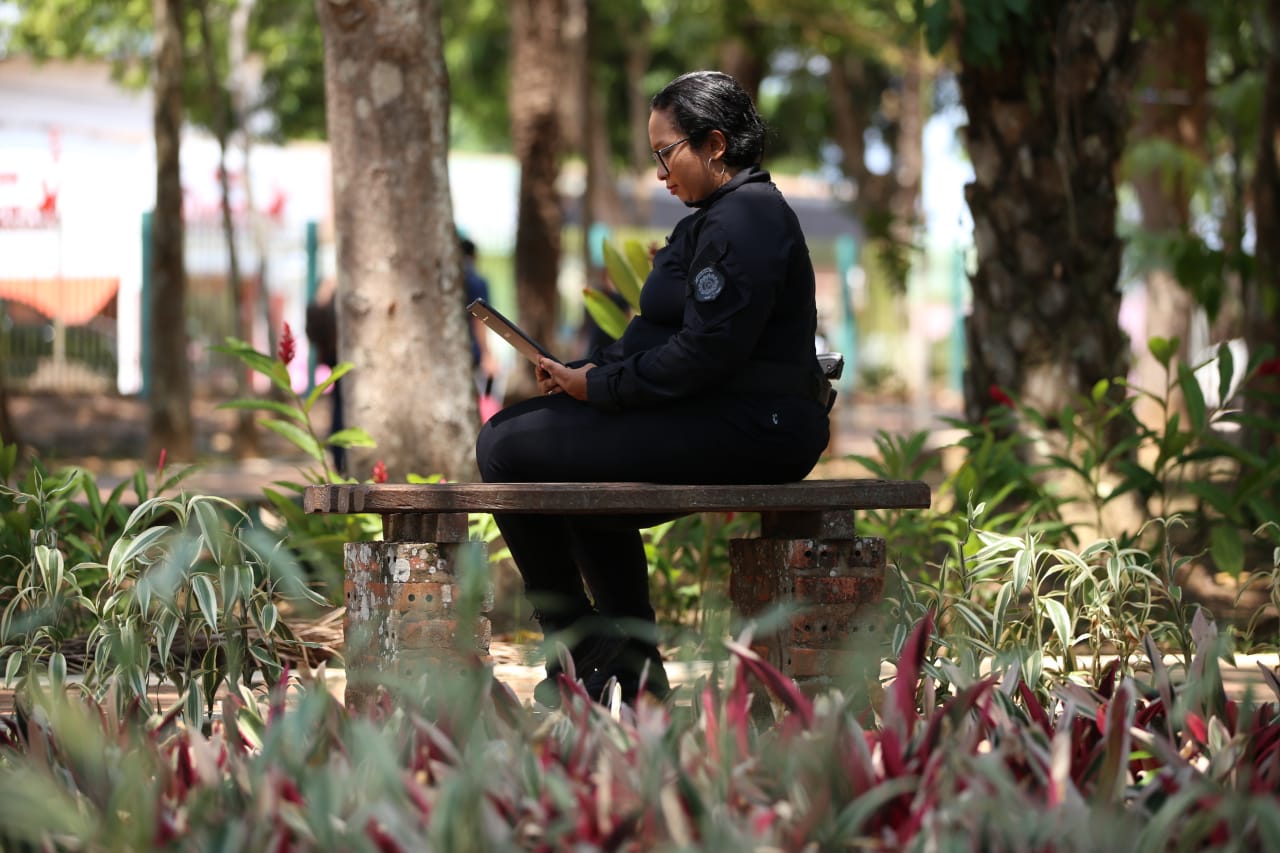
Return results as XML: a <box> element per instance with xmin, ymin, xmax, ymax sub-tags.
<box><xmin>342</xmin><ymin>513</ymin><xmax>492</xmax><ymax>711</ymax></box>
<box><xmin>729</xmin><ymin>510</ymin><xmax>886</xmax><ymax>701</ymax></box>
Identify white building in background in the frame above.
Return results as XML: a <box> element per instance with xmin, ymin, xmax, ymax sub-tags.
<box><xmin>0</xmin><ymin>57</ymin><xmax>519</xmax><ymax>394</ymax></box>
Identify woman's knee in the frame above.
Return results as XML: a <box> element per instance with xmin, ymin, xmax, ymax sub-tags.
<box><xmin>475</xmin><ymin>420</ymin><xmax>503</xmax><ymax>482</ymax></box>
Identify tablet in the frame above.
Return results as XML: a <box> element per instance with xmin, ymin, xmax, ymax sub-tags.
<box><xmin>467</xmin><ymin>298</ymin><xmax>561</xmax><ymax>365</ymax></box>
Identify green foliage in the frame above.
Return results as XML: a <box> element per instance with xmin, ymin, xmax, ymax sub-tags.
<box><xmin>0</xmin><ymin>462</ymin><xmax>329</xmax><ymax>722</ymax></box>
<box><xmin>645</xmin><ymin>511</ymin><xmax>759</xmax><ymax>653</ymax></box>
<box><xmin>4</xmin><ymin>611</ymin><xmax>1280</xmax><ymax>850</ymax></box>
<box><xmin>585</xmin><ymin>237</ymin><xmax>650</xmax><ymax>341</ymax></box>
<box><xmin>917</xmin><ymin>0</ymin><xmax>1033</xmax><ymax>66</ymax></box>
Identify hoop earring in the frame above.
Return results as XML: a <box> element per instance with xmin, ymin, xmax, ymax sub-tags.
<box><xmin>708</xmin><ymin>157</ymin><xmax>728</xmax><ymax>178</ymax></box>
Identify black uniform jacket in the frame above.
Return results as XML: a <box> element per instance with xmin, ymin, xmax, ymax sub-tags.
<box><xmin>584</xmin><ymin>166</ymin><xmax>823</xmax><ymax>413</ymax></box>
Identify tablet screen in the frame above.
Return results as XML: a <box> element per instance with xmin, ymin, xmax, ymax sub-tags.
<box><xmin>466</xmin><ymin>298</ymin><xmax>561</xmax><ymax>365</ymax></box>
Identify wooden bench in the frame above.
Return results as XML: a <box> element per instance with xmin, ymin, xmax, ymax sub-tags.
<box><xmin>303</xmin><ymin>479</ymin><xmax>931</xmax><ymax>707</ymax></box>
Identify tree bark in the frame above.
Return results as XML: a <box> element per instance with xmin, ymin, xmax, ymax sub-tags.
<box><xmin>195</xmin><ymin>0</ymin><xmax>259</xmax><ymax>457</ymax></box>
<box><xmin>507</xmin><ymin>0</ymin><xmax>567</xmax><ymax>402</ymax></box>
<box><xmin>960</xmin><ymin>0</ymin><xmax>1138</xmax><ymax>422</ymax></box>
<box><xmin>148</xmin><ymin>0</ymin><xmax>195</xmax><ymax>463</ymax></box>
<box><xmin>1246</xmin><ymin>0</ymin><xmax>1280</xmax><ymax>448</ymax></box>
<box><xmin>825</xmin><ymin>55</ymin><xmax>893</xmax><ymax>230</ymax></box>
<box><xmin>623</xmin><ymin>25</ymin><xmax>654</xmax><ymax>226</ymax></box>
<box><xmin>316</xmin><ymin>0</ymin><xmax>476</xmax><ymax>482</ymax></box>
<box><xmin>1128</xmin><ymin>8</ymin><xmax>1207</xmax><ymax>436</ymax></box>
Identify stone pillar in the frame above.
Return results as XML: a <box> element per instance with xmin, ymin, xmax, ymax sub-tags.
<box><xmin>729</xmin><ymin>510</ymin><xmax>886</xmax><ymax>698</ymax></box>
<box><xmin>342</xmin><ymin>513</ymin><xmax>492</xmax><ymax>710</ymax></box>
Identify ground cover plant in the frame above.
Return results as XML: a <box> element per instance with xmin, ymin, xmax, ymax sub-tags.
<box><xmin>1</xmin><ymin>334</ymin><xmax>1278</xmax><ymax>849</ymax></box>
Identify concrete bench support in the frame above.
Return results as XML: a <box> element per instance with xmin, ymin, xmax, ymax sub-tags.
<box><xmin>305</xmin><ymin>480</ymin><xmax>930</xmax><ymax>708</ymax></box>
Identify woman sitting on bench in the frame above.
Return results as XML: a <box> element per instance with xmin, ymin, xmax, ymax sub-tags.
<box><xmin>476</xmin><ymin>70</ymin><xmax>831</xmax><ymax>707</ymax></box>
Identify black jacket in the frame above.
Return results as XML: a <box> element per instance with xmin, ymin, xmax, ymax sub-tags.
<box><xmin>584</xmin><ymin>166</ymin><xmax>823</xmax><ymax>413</ymax></box>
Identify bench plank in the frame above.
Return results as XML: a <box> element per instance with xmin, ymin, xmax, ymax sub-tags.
<box><xmin>303</xmin><ymin>480</ymin><xmax>931</xmax><ymax>516</ymax></box>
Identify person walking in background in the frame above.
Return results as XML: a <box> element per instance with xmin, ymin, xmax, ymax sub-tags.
<box><xmin>305</xmin><ymin>277</ymin><xmax>346</xmax><ymax>477</ymax></box>
<box><xmin>476</xmin><ymin>70</ymin><xmax>832</xmax><ymax>707</ymax></box>
<box><xmin>461</xmin><ymin>236</ymin><xmax>502</xmax><ymax>421</ymax></box>
<box><xmin>462</xmin><ymin>237</ymin><xmax>500</xmax><ymax>381</ymax></box>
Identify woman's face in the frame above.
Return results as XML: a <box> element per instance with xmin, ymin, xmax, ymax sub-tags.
<box><xmin>648</xmin><ymin>108</ymin><xmax>719</xmax><ymax>204</ymax></box>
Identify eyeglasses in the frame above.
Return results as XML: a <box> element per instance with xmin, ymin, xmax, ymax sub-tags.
<box><xmin>651</xmin><ymin>137</ymin><xmax>689</xmax><ymax>172</ymax></box>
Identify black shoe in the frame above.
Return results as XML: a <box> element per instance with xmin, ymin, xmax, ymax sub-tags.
<box><xmin>532</xmin><ymin>616</ymin><xmax>670</xmax><ymax>708</ymax></box>
<box><xmin>581</xmin><ymin>638</ymin><xmax>670</xmax><ymax>705</ymax></box>
<box><xmin>533</xmin><ymin>630</ymin><xmax>626</xmax><ymax>707</ymax></box>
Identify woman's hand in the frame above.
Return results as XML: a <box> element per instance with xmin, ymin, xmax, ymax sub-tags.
<box><xmin>538</xmin><ymin>359</ymin><xmax>595</xmax><ymax>401</ymax></box>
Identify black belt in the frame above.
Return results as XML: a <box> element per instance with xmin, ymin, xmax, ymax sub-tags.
<box><xmin>726</xmin><ymin>361</ymin><xmax>835</xmax><ymax>410</ymax></box>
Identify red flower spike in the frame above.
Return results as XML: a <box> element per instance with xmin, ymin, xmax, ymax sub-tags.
<box><xmin>156</xmin><ymin>447</ymin><xmax>167</xmax><ymax>479</ymax></box>
<box><xmin>1257</xmin><ymin>357</ymin><xmax>1280</xmax><ymax>378</ymax></box>
<box><xmin>372</xmin><ymin>460</ymin><xmax>388</xmax><ymax>483</ymax></box>
<box><xmin>988</xmin><ymin>384</ymin><xmax>1015</xmax><ymax>409</ymax></box>
<box><xmin>1185</xmin><ymin>712</ymin><xmax>1208</xmax><ymax>744</ymax></box>
<box><xmin>278</xmin><ymin>321</ymin><xmax>297</xmax><ymax>366</ymax></box>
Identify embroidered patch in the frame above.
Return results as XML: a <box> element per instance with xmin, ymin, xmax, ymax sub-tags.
<box><xmin>693</xmin><ymin>265</ymin><xmax>725</xmax><ymax>302</ymax></box>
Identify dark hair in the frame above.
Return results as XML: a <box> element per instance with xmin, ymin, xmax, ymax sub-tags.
<box><xmin>650</xmin><ymin>70</ymin><xmax>766</xmax><ymax>168</ymax></box>
<box><xmin>459</xmin><ymin>237</ymin><xmax>477</xmax><ymax>259</ymax></box>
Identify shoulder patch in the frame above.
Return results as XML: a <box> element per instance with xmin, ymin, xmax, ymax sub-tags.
<box><xmin>693</xmin><ymin>265</ymin><xmax>725</xmax><ymax>302</ymax></box>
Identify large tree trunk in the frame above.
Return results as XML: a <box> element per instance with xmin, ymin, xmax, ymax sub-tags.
<box><xmin>825</xmin><ymin>55</ymin><xmax>893</xmax><ymax>229</ymax></box>
<box><xmin>623</xmin><ymin>24</ymin><xmax>654</xmax><ymax>226</ymax></box>
<box><xmin>507</xmin><ymin>0</ymin><xmax>567</xmax><ymax>402</ymax></box>
<box><xmin>1128</xmin><ymin>8</ymin><xmax>1207</xmax><ymax>438</ymax></box>
<box><xmin>1246</xmin><ymin>0</ymin><xmax>1280</xmax><ymax>449</ymax></box>
<box><xmin>195</xmin><ymin>0</ymin><xmax>259</xmax><ymax>458</ymax></box>
<box><xmin>148</xmin><ymin>0</ymin><xmax>195</xmax><ymax>462</ymax></box>
<box><xmin>960</xmin><ymin>0</ymin><xmax>1138</xmax><ymax>422</ymax></box>
<box><xmin>316</xmin><ymin>0</ymin><xmax>476</xmax><ymax>482</ymax></box>
<box><xmin>580</xmin><ymin>2</ymin><xmax>625</xmax><ymax>239</ymax></box>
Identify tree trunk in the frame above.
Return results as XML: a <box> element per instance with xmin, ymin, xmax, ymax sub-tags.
<box><xmin>581</xmin><ymin>2</ymin><xmax>625</xmax><ymax>239</ymax></box>
<box><xmin>316</xmin><ymin>0</ymin><xmax>476</xmax><ymax>482</ymax></box>
<box><xmin>148</xmin><ymin>0</ymin><xmax>195</xmax><ymax>463</ymax></box>
<box><xmin>1128</xmin><ymin>8</ymin><xmax>1207</xmax><ymax>439</ymax></box>
<box><xmin>960</xmin><ymin>0</ymin><xmax>1138</xmax><ymax>422</ymax></box>
<box><xmin>1246</xmin><ymin>0</ymin><xmax>1280</xmax><ymax>448</ymax></box>
<box><xmin>507</xmin><ymin>0</ymin><xmax>567</xmax><ymax>403</ymax></box>
<box><xmin>195</xmin><ymin>0</ymin><xmax>259</xmax><ymax>458</ymax></box>
<box><xmin>623</xmin><ymin>23</ymin><xmax>654</xmax><ymax>226</ymax></box>
<box><xmin>825</xmin><ymin>55</ymin><xmax>893</xmax><ymax>229</ymax></box>
<box><xmin>0</xmin><ymin>359</ymin><xmax>18</xmax><ymax>450</ymax></box>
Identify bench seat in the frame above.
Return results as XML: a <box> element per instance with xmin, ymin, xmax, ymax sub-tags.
<box><xmin>303</xmin><ymin>479</ymin><xmax>931</xmax><ymax>515</ymax></box>
<box><xmin>303</xmin><ymin>478</ymin><xmax>931</xmax><ymax>708</ymax></box>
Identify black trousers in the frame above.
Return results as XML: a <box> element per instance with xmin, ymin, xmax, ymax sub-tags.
<box><xmin>475</xmin><ymin>391</ymin><xmax>829</xmax><ymax>629</ymax></box>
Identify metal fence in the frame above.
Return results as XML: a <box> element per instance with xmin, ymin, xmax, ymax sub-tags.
<box><xmin>0</xmin><ymin>215</ymin><xmax>320</xmax><ymax>395</ymax></box>
<box><xmin>0</xmin><ymin>277</ymin><xmax>119</xmax><ymax>392</ymax></box>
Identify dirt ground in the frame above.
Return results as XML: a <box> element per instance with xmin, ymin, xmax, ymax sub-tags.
<box><xmin>7</xmin><ymin>391</ymin><xmax>306</xmax><ymax>473</ymax></box>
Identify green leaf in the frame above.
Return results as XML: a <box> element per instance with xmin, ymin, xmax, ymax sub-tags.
<box><xmin>1040</xmin><ymin>598</ymin><xmax>1074</xmax><ymax>654</ymax></box>
<box><xmin>1147</xmin><ymin>335</ymin><xmax>1179</xmax><ymax>368</ymax></box>
<box><xmin>1176</xmin><ymin>363</ymin><xmax>1207</xmax><ymax>433</ymax></box>
<box><xmin>304</xmin><ymin>362</ymin><xmax>353</xmax><ymax>413</ymax></box>
<box><xmin>191</xmin><ymin>574</ymin><xmax>219</xmax><ymax>632</ymax></box>
<box><xmin>582</xmin><ymin>288</ymin><xmax>630</xmax><ymax>341</ymax></box>
<box><xmin>185</xmin><ymin>686</ymin><xmax>204</xmax><ymax>724</ymax></box>
<box><xmin>49</xmin><ymin>651</ymin><xmax>66</xmax><ymax>687</ymax></box>
<box><xmin>602</xmin><ymin>239</ymin><xmax>643</xmax><ymax>308</ymax></box>
<box><xmin>327</xmin><ymin>428</ymin><xmax>377</xmax><ymax>449</ymax></box>
<box><xmin>1182</xmin><ymin>480</ymin><xmax>1239</xmax><ymax>517</ymax></box>
<box><xmin>261</xmin><ymin>419</ymin><xmax>324</xmax><ymax>462</ymax></box>
<box><xmin>622</xmin><ymin>240</ymin><xmax>652</xmax><ymax>302</ymax></box>
<box><xmin>5</xmin><ymin>651</ymin><xmax>22</xmax><ymax>686</ymax></box>
<box><xmin>1216</xmin><ymin>342</ymin><xmax>1235</xmax><ymax>406</ymax></box>
<box><xmin>1209</xmin><ymin>523</ymin><xmax>1245</xmax><ymax>577</ymax></box>
<box><xmin>260</xmin><ymin>602</ymin><xmax>278</xmax><ymax>636</ymax></box>
<box><xmin>217</xmin><ymin>397</ymin><xmax>307</xmax><ymax>424</ymax></box>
